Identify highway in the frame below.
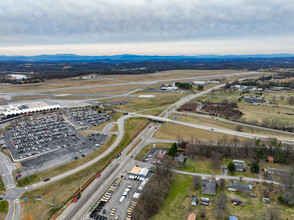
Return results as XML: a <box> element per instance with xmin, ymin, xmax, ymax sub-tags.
<box><xmin>136</xmin><ymin>114</ymin><xmax>294</xmax><ymax>144</ymax></box>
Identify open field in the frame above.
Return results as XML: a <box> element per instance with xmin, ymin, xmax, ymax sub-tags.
<box><xmin>194</xmin><ymin>89</ymin><xmax>294</xmax><ymax>125</ymax></box>
<box><xmin>0</xmin><ymin>200</ymin><xmax>8</xmax><ymax>220</ymax></box>
<box><xmin>177</xmin><ymin>156</ymin><xmax>221</xmax><ymax>175</ymax></box>
<box><xmin>12</xmin><ymin>95</ymin><xmax>52</xmax><ymax>100</ymax></box>
<box><xmin>20</xmin><ymin>117</ymin><xmax>149</xmax><ymax>219</ymax></box>
<box><xmin>239</xmin><ymin>103</ymin><xmax>294</xmax><ymax>124</ymax></box>
<box><xmin>153</xmin><ymin>123</ymin><xmax>247</xmax><ymax>142</ymax></box>
<box><xmin>153</xmin><ymin>173</ymin><xmax>294</xmax><ymax>220</ymax></box>
<box><xmin>0</xmin><ymin>78</ymin><xmax>123</xmax><ymax>93</ymax></box>
<box><xmin>109</xmin><ymin>69</ymin><xmax>245</xmax><ymax>82</ymax></box>
<box><xmin>0</xmin><ymin>177</ymin><xmax>5</xmax><ymax>195</ymax></box>
<box><xmin>170</xmin><ymin>113</ymin><xmax>294</xmax><ymax>140</ymax></box>
<box><xmin>45</xmin><ymin>84</ymin><xmax>144</xmax><ymax>95</ymax></box>
<box><xmin>106</xmin><ymin>93</ymin><xmax>187</xmax><ymax>112</ymax></box>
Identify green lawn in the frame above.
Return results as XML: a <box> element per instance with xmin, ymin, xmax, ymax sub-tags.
<box><xmin>177</xmin><ymin>156</ymin><xmax>221</xmax><ymax>175</ymax></box>
<box><xmin>0</xmin><ymin>177</ymin><xmax>5</xmax><ymax>195</ymax></box>
<box><xmin>0</xmin><ymin>200</ymin><xmax>8</xmax><ymax>220</ymax></box>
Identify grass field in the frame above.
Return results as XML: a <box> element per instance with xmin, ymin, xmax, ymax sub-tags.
<box><xmin>177</xmin><ymin>156</ymin><xmax>221</xmax><ymax>175</ymax></box>
<box><xmin>0</xmin><ymin>78</ymin><xmax>123</xmax><ymax>93</ymax></box>
<box><xmin>0</xmin><ymin>177</ymin><xmax>5</xmax><ymax>195</ymax></box>
<box><xmin>153</xmin><ymin>123</ymin><xmax>247</xmax><ymax>142</ymax></box>
<box><xmin>239</xmin><ymin>103</ymin><xmax>294</xmax><ymax>124</ymax></box>
<box><xmin>199</xmin><ymin>89</ymin><xmax>294</xmax><ymax>125</ymax></box>
<box><xmin>105</xmin><ymin>93</ymin><xmax>186</xmax><ymax>112</ymax></box>
<box><xmin>152</xmin><ymin>173</ymin><xmax>294</xmax><ymax>220</ymax></box>
<box><xmin>46</xmin><ymin>84</ymin><xmax>144</xmax><ymax>95</ymax></box>
<box><xmin>0</xmin><ymin>200</ymin><xmax>8</xmax><ymax>220</ymax></box>
<box><xmin>20</xmin><ymin>117</ymin><xmax>149</xmax><ymax>219</ymax></box>
<box><xmin>12</xmin><ymin>95</ymin><xmax>51</xmax><ymax>100</ymax></box>
<box><xmin>170</xmin><ymin>113</ymin><xmax>294</xmax><ymax>140</ymax></box>
<box><xmin>109</xmin><ymin>69</ymin><xmax>244</xmax><ymax>82</ymax></box>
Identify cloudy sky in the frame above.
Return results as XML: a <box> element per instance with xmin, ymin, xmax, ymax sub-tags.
<box><xmin>0</xmin><ymin>0</ymin><xmax>294</xmax><ymax>55</ymax></box>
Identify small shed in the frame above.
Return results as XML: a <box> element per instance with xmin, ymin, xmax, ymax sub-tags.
<box><xmin>191</xmin><ymin>197</ymin><xmax>198</xmax><ymax>206</ymax></box>
<box><xmin>268</xmin><ymin>156</ymin><xmax>274</xmax><ymax>163</ymax></box>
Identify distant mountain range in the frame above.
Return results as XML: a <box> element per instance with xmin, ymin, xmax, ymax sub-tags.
<box><xmin>0</xmin><ymin>53</ymin><xmax>294</xmax><ymax>62</ymax></box>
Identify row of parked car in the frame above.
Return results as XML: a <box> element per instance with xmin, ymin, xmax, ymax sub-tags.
<box><xmin>126</xmin><ymin>201</ymin><xmax>137</xmax><ymax>220</ymax></box>
<box><xmin>68</xmin><ymin>109</ymin><xmax>111</xmax><ymax>127</ymax></box>
<box><xmin>6</xmin><ymin>115</ymin><xmax>82</xmax><ymax>159</ymax></box>
<box><xmin>89</xmin><ymin>178</ymin><xmax>122</xmax><ymax>220</ymax></box>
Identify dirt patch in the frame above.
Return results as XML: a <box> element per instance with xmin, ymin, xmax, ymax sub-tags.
<box><xmin>178</xmin><ymin>102</ymin><xmax>199</xmax><ymax>112</ymax></box>
<box><xmin>201</xmin><ymin>102</ymin><xmax>242</xmax><ymax>120</ymax></box>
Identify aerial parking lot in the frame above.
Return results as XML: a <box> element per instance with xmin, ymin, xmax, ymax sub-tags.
<box><xmin>88</xmin><ymin>166</ymin><xmax>152</xmax><ymax>220</ymax></box>
<box><xmin>2</xmin><ymin>114</ymin><xmax>109</xmax><ymax>177</ymax></box>
<box><xmin>66</xmin><ymin>109</ymin><xmax>111</xmax><ymax>128</ymax></box>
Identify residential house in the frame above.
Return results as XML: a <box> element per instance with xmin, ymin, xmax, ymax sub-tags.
<box><xmin>202</xmin><ymin>179</ymin><xmax>216</xmax><ymax>195</ymax></box>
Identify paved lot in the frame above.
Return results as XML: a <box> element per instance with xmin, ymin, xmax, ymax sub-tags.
<box><xmin>2</xmin><ymin>115</ymin><xmax>109</xmax><ymax>177</ymax></box>
<box><xmin>66</xmin><ymin>109</ymin><xmax>111</xmax><ymax>128</ymax></box>
<box><xmin>88</xmin><ymin>170</ymin><xmax>152</xmax><ymax>220</ymax></box>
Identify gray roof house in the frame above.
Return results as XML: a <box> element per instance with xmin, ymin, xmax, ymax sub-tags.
<box><xmin>202</xmin><ymin>179</ymin><xmax>216</xmax><ymax>195</ymax></box>
<box><xmin>244</xmin><ymin>96</ymin><xmax>264</xmax><ymax>103</ymax></box>
<box><xmin>228</xmin><ymin>182</ymin><xmax>251</xmax><ymax>192</ymax></box>
<box><xmin>174</xmin><ymin>154</ymin><xmax>185</xmax><ymax>164</ymax></box>
<box><xmin>235</xmin><ymin>164</ymin><xmax>246</xmax><ymax>172</ymax></box>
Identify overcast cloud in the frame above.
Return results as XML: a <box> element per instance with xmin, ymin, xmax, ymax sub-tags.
<box><xmin>0</xmin><ymin>0</ymin><xmax>294</xmax><ymax>55</ymax></box>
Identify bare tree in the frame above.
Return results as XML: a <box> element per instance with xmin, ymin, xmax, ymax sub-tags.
<box><xmin>198</xmin><ymin>209</ymin><xmax>207</xmax><ymax>219</ymax></box>
<box><xmin>236</xmin><ymin>125</ymin><xmax>243</xmax><ymax>132</ymax></box>
<box><xmin>265</xmin><ymin>204</ymin><xmax>280</xmax><ymax>220</ymax></box>
<box><xmin>215</xmin><ymin>192</ymin><xmax>228</xmax><ymax>219</ymax></box>
<box><xmin>192</xmin><ymin>176</ymin><xmax>202</xmax><ymax>190</ymax></box>
<box><xmin>212</xmin><ymin>151</ymin><xmax>222</xmax><ymax>171</ymax></box>
<box><xmin>155</xmin><ymin>155</ymin><xmax>176</xmax><ymax>179</ymax></box>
